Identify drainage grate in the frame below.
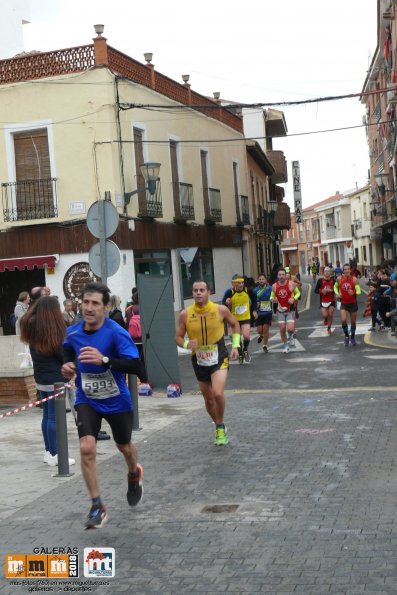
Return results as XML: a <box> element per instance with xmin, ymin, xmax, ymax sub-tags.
<box><xmin>201</xmin><ymin>504</ymin><xmax>239</xmax><ymax>513</ymax></box>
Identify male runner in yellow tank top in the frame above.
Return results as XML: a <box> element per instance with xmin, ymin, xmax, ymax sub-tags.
<box><xmin>175</xmin><ymin>280</ymin><xmax>240</xmax><ymax>446</ymax></box>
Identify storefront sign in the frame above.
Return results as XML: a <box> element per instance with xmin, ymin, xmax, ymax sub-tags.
<box><xmin>292</xmin><ymin>160</ymin><xmax>302</xmax><ymax>224</ymax></box>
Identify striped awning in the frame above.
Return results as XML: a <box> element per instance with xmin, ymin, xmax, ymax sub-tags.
<box><xmin>0</xmin><ymin>255</ymin><xmax>56</xmax><ymax>273</ymax></box>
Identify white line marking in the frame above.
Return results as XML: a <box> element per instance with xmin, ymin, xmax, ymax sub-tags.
<box><xmin>364</xmin><ymin>355</ymin><xmax>397</xmax><ymax>360</ymax></box>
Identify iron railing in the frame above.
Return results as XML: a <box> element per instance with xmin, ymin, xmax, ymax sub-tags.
<box><xmin>173</xmin><ymin>182</ymin><xmax>194</xmax><ymax>220</ymax></box>
<box><xmin>1</xmin><ymin>178</ymin><xmax>58</xmax><ymax>222</ymax></box>
<box><xmin>204</xmin><ymin>187</ymin><xmax>222</xmax><ymax>222</ymax></box>
<box><xmin>137</xmin><ymin>179</ymin><xmax>163</xmax><ymax>218</ymax></box>
<box><xmin>241</xmin><ymin>195</ymin><xmax>250</xmax><ymax>225</ymax></box>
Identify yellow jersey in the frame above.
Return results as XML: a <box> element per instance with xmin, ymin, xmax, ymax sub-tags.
<box><xmin>186</xmin><ymin>301</ymin><xmax>225</xmax><ymax>351</ymax></box>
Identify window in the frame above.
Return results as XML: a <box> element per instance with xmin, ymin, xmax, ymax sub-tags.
<box><xmin>181</xmin><ymin>248</ymin><xmax>215</xmax><ymax>298</ymax></box>
<box><xmin>299</xmin><ymin>224</ymin><xmax>303</xmax><ymax>241</ymax></box>
<box><xmin>8</xmin><ymin>128</ymin><xmax>57</xmax><ymax>220</ymax></box>
<box><xmin>134</xmin><ymin>250</ymin><xmax>172</xmax><ymax>277</ymax></box>
<box><xmin>362</xmin><ymin>245</ymin><xmax>367</xmax><ymax>262</ymax></box>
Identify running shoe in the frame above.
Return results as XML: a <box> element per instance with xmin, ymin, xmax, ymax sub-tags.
<box><xmin>327</xmin><ymin>328</ymin><xmax>332</xmax><ymax>335</ymax></box>
<box><xmin>289</xmin><ymin>337</ymin><xmax>295</xmax><ymax>348</ymax></box>
<box><xmin>350</xmin><ymin>337</ymin><xmax>357</xmax><ymax>346</ymax></box>
<box><xmin>85</xmin><ymin>504</ymin><xmax>108</xmax><ymax>530</ymax></box>
<box><xmin>344</xmin><ymin>336</ymin><xmax>349</xmax><ymax>347</ymax></box>
<box><xmin>43</xmin><ymin>450</ymin><xmax>50</xmax><ymax>464</ymax></box>
<box><xmin>238</xmin><ymin>351</ymin><xmax>244</xmax><ymax>364</ymax></box>
<box><xmin>214</xmin><ymin>427</ymin><xmax>229</xmax><ymax>446</ymax></box>
<box><xmin>243</xmin><ymin>350</ymin><xmax>251</xmax><ymax>363</ymax></box>
<box><xmin>263</xmin><ymin>345</ymin><xmax>268</xmax><ymax>353</ymax></box>
<box><xmin>257</xmin><ymin>336</ymin><xmax>263</xmax><ymax>344</ymax></box>
<box><xmin>283</xmin><ymin>343</ymin><xmax>290</xmax><ymax>354</ymax></box>
<box><xmin>127</xmin><ymin>464</ymin><xmax>143</xmax><ymax>506</ymax></box>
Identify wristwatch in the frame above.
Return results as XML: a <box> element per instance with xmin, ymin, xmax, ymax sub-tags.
<box><xmin>102</xmin><ymin>356</ymin><xmax>110</xmax><ymax>366</ymax></box>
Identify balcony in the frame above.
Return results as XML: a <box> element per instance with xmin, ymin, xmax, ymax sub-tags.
<box><xmin>266</xmin><ymin>150</ymin><xmax>288</xmax><ymax>184</ymax></box>
<box><xmin>371</xmin><ymin>194</ymin><xmax>397</xmax><ymax>227</ymax></box>
<box><xmin>241</xmin><ymin>195</ymin><xmax>250</xmax><ymax>225</ymax></box>
<box><xmin>204</xmin><ymin>187</ymin><xmax>222</xmax><ymax>224</ymax></box>
<box><xmin>281</xmin><ymin>237</ymin><xmax>298</xmax><ymax>250</ymax></box>
<box><xmin>137</xmin><ymin>180</ymin><xmax>163</xmax><ymax>219</ymax></box>
<box><xmin>2</xmin><ymin>178</ymin><xmax>58</xmax><ymax>222</ymax></box>
<box><xmin>236</xmin><ymin>195</ymin><xmax>250</xmax><ymax>226</ymax></box>
<box><xmin>173</xmin><ymin>182</ymin><xmax>195</xmax><ymax>222</ymax></box>
<box><xmin>273</xmin><ymin>202</ymin><xmax>291</xmax><ymax>230</ymax></box>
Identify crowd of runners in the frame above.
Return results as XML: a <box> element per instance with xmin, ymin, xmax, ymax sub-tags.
<box><xmin>11</xmin><ymin>258</ymin><xmax>397</xmax><ymax>530</ymax></box>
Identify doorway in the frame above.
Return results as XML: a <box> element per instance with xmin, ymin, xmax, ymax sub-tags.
<box><xmin>0</xmin><ymin>269</ymin><xmax>45</xmax><ymax>335</ymax></box>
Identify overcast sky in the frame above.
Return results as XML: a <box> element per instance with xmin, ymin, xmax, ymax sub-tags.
<box><xmin>24</xmin><ymin>0</ymin><xmax>377</xmax><ymax>210</ymax></box>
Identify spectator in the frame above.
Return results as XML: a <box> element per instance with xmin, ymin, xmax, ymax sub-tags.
<box><xmin>20</xmin><ymin>296</ymin><xmax>75</xmax><ymax>467</ymax></box>
<box><xmin>109</xmin><ymin>295</ymin><xmax>126</xmax><ymax>329</ymax></box>
<box><xmin>30</xmin><ymin>286</ymin><xmax>50</xmax><ymax>303</ymax></box>
<box><xmin>14</xmin><ymin>291</ymin><xmax>30</xmax><ymax>335</ymax></box>
<box><xmin>334</xmin><ymin>261</ymin><xmax>343</xmax><ymax>280</ymax></box>
<box><xmin>62</xmin><ymin>299</ymin><xmax>76</xmax><ymax>327</ymax></box>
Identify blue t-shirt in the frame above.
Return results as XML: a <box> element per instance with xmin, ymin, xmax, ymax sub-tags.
<box><xmin>64</xmin><ymin>318</ymin><xmax>139</xmax><ymax>414</ymax></box>
<box><xmin>253</xmin><ymin>284</ymin><xmax>272</xmax><ymax>315</ymax></box>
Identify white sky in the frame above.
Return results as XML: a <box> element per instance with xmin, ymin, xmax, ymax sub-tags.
<box><xmin>23</xmin><ymin>0</ymin><xmax>377</xmax><ymax>210</ymax></box>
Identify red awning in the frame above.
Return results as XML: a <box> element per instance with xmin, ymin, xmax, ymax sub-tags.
<box><xmin>0</xmin><ymin>255</ymin><xmax>56</xmax><ymax>273</ymax></box>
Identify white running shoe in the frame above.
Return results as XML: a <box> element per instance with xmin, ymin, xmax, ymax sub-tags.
<box><xmin>43</xmin><ymin>451</ymin><xmax>51</xmax><ymax>464</ymax></box>
<box><xmin>289</xmin><ymin>337</ymin><xmax>295</xmax><ymax>347</ymax></box>
<box><xmin>283</xmin><ymin>343</ymin><xmax>290</xmax><ymax>354</ymax></box>
<box><xmin>47</xmin><ymin>454</ymin><xmax>76</xmax><ymax>467</ymax></box>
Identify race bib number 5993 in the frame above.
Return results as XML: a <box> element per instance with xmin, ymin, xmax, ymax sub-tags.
<box><xmin>81</xmin><ymin>371</ymin><xmax>120</xmax><ymax>399</ymax></box>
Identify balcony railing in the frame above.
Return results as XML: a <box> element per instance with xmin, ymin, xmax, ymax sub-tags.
<box><xmin>204</xmin><ymin>187</ymin><xmax>222</xmax><ymax>223</ymax></box>
<box><xmin>371</xmin><ymin>194</ymin><xmax>397</xmax><ymax>227</ymax></box>
<box><xmin>267</xmin><ymin>150</ymin><xmax>288</xmax><ymax>184</ymax></box>
<box><xmin>173</xmin><ymin>182</ymin><xmax>195</xmax><ymax>221</ymax></box>
<box><xmin>2</xmin><ymin>178</ymin><xmax>58</xmax><ymax>222</ymax></box>
<box><xmin>137</xmin><ymin>179</ymin><xmax>163</xmax><ymax>219</ymax></box>
<box><xmin>241</xmin><ymin>195</ymin><xmax>250</xmax><ymax>225</ymax></box>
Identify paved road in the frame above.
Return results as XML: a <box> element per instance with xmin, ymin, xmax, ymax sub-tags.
<box><xmin>1</xmin><ymin>283</ymin><xmax>397</xmax><ymax>595</ymax></box>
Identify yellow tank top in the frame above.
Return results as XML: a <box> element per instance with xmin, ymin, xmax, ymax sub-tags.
<box><xmin>186</xmin><ymin>301</ymin><xmax>224</xmax><ymax>351</ymax></box>
<box><xmin>230</xmin><ymin>289</ymin><xmax>250</xmax><ymax>321</ymax></box>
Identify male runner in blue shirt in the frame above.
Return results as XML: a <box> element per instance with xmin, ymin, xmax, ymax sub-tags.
<box><xmin>62</xmin><ymin>282</ymin><xmax>146</xmax><ymax>529</ymax></box>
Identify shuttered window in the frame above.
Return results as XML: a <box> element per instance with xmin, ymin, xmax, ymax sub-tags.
<box><xmin>13</xmin><ymin>129</ymin><xmax>54</xmax><ymax>218</ymax></box>
<box><xmin>133</xmin><ymin>127</ymin><xmax>146</xmax><ymax>214</ymax></box>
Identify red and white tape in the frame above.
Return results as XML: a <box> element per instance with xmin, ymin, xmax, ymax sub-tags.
<box><xmin>0</xmin><ymin>384</ymin><xmax>72</xmax><ymax>420</ymax></box>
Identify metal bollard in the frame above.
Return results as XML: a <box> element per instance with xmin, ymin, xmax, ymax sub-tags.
<box><xmin>54</xmin><ymin>382</ymin><xmax>74</xmax><ymax>477</ymax></box>
<box><xmin>128</xmin><ymin>374</ymin><xmax>141</xmax><ymax>431</ymax></box>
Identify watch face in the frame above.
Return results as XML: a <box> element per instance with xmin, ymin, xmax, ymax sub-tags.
<box><xmin>63</xmin><ymin>262</ymin><xmax>100</xmax><ymax>304</ymax></box>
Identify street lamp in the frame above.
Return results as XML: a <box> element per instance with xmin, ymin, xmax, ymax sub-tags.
<box><xmin>124</xmin><ymin>162</ymin><xmax>161</xmax><ymax>206</ymax></box>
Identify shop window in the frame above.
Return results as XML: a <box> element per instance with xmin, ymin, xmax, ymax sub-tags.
<box><xmin>181</xmin><ymin>248</ymin><xmax>215</xmax><ymax>299</ymax></box>
<box><xmin>134</xmin><ymin>250</ymin><xmax>172</xmax><ymax>277</ymax></box>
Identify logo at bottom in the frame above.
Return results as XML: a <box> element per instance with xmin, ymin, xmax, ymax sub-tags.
<box><xmin>84</xmin><ymin>548</ymin><xmax>115</xmax><ymax>578</ymax></box>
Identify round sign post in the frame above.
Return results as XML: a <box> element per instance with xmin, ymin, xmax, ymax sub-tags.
<box><xmin>86</xmin><ymin>200</ymin><xmax>120</xmax><ymax>285</ymax></box>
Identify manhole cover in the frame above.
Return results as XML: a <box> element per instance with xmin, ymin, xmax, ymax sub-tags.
<box><xmin>201</xmin><ymin>504</ymin><xmax>239</xmax><ymax>513</ymax></box>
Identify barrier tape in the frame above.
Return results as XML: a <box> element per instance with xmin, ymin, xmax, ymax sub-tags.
<box><xmin>0</xmin><ymin>383</ymin><xmax>72</xmax><ymax>420</ymax></box>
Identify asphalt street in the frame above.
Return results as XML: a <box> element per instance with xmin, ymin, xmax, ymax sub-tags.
<box><xmin>1</xmin><ymin>281</ymin><xmax>397</xmax><ymax>595</ymax></box>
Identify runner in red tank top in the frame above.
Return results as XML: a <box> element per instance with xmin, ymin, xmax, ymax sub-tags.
<box><xmin>334</xmin><ymin>263</ymin><xmax>361</xmax><ymax>346</ymax></box>
<box><xmin>314</xmin><ymin>266</ymin><xmax>335</xmax><ymax>334</ymax></box>
<box><xmin>271</xmin><ymin>268</ymin><xmax>301</xmax><ymax>354</ymax></box>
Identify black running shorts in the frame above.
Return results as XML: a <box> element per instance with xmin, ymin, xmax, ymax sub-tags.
<box><xmin>75</xmin><ymin>403</ymin><xmax>133</xmax><ymax>444</ymax></box>
<box><xmin>340</xmin><ymin>302</ymin><xmax>358</xmax><ymax>313</ymax></box>
<box><xmin>255</xmin><ymin>314</ymin><xmax>272</xmax><ymax>327</ymax></box>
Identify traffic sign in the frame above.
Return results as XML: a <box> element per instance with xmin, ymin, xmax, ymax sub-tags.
<box><xmin>87</xmin><ymin>200</ymin><xmax>119</xmax><ymax>239</ymax></box>
<box><xmin>88</xmin><ymin>240</ymin><xmax>120</xmax><ymax>278</ymax></box>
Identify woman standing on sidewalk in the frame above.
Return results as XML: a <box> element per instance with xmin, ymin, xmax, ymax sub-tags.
<box><xmin>20</xmin><ymin>296</ymin><xmax>75</xmax><ymax>468</ymax></box>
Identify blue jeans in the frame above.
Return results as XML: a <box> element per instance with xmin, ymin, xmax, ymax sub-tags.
<box><xmin>40</xmin><ymin>391</ymin><xmax>57</xmax><ymax>456</ymax></box>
